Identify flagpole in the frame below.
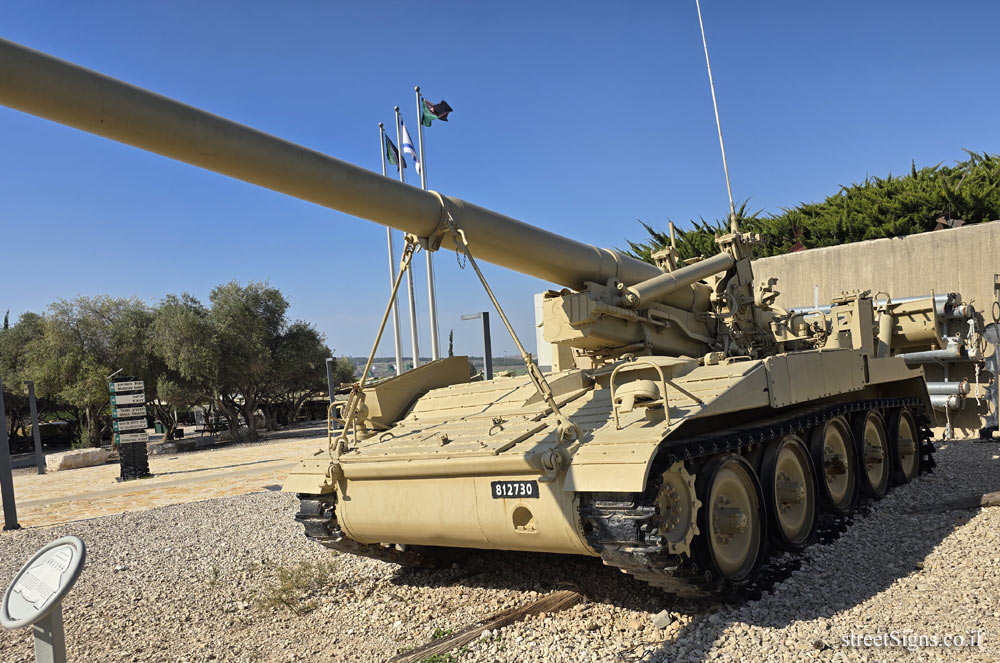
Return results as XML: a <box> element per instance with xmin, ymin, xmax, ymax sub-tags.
<box><xmin>415</xmin><ymin>85</ymin><xmax>441</xmax><ymax>361</ymax></box>
<box><xmin>395</xmin><ymin>106</ymin><xmax>421</xmax><ymax>368</ymax></box>
<box><xmin>379</xmin><ymin>122</ymin><xmax>403</xmax><ymax>377</ymax></box>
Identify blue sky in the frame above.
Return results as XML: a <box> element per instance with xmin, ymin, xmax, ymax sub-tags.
<box><xmin>2</xmin><ymin>1</ymin><xmax>998</xmax><ymax>358</ymax></box>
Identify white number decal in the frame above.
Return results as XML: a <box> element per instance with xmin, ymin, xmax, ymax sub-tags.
<box><xmin>492</xmin><ymin>480</ymin><xmax>538</xmax><ymax>499</ymax></box>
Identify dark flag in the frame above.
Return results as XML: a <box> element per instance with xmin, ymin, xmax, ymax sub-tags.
<box><xmin>384</xmin><ymin>134</ymin><xmax>405</xmax><ymax>168</ymax></box>
<box><xmin>421</xmin><ymin>99</ymin><xmax>453</xmax><ymax>127</ymax></box>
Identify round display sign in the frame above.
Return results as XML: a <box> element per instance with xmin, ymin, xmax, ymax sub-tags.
<box><xmin>1</xmin><ymin>536</ymin><xmax>86</xmax><ymax>629</ymax></box>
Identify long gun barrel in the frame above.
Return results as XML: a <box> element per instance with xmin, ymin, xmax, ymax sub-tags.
<box><xmin>0</xmin><ymin>38</ymin><xmax>673</xmax><ymax>294</ymax></box>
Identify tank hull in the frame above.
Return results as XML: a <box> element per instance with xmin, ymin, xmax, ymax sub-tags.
<box><xmin>287</xmin><ymin>350</ymin><xmax>933</xmax><ymax>568</ymax></box>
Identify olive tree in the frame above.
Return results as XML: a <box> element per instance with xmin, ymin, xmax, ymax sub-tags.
<box><xmin>28</xmin><ymin>296</ymin><xmax>152</xmax><ymax>447</ymax></box>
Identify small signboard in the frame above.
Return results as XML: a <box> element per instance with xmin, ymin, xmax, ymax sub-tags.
<box><xmin>114</xmin><ymin>431</ymin><xmax>148</xmax><ymax>445</ymax></box>
<box><xmin>109</xmin><ymin>380</ymin><xmax>144</xmax><ymax>394</ymax></box>
<box><xmin>111</xmin><ymin>405</ymin><xmax>147</xmax><ymax>419</ymax></box>
<box><xmin>2</xmin><ymin>536</ymin><xmax>87</xmax><ymax>663</ymax></box>
<box><xmin>110</xmin><ymin>392</ymin><xmax>145</xmax><ymax>406</ymax></box>
<box><xmin>112</xmin><ymin>418</ymin><xmax>146</xmax><ymax>433</ymax></box>
<box><xmin>2</xmin><ymin>536</ymin><xmax>86</xmax><ymax>628</ymax></box>
<box><xmin>109</xmin><ymin>377</ymin><xmax>151</xmax><ymax>481</ymax></box>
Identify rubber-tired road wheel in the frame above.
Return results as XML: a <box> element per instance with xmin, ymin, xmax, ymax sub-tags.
<box><xmin>695</xmin><ymin>454</ymin><xmax>767</xmax><ymax>587</ymax></box>
<box><xmin>809</xmin><ymin>416</ymin><xmax>859</xmax><ymax>516</ymax></box>
<box><xmin>887</xmin><ymin>407</ymin><xmax>919</xmax><ymax>484</ymax></box>
<box><xmin>852</xmin><ymin>410</ymin><xmax>890</xmax><ymax>498</ymax></box>
<box><xmin>759</xmin><ymin>434</ymin><xmax>816</xmax><ymax>552</ymax></box>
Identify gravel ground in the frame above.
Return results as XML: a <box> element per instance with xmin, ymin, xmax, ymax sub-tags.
<box><xmin>1</xmin><ymin>440</ymin><xmax>997</xmax><ymax>663</ymax></box>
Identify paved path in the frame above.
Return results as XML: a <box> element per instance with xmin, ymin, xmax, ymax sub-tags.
<box><xmin>5</xmin><ymin>431</ymin><xmax>328</xmax><ymax>528</ymax></box>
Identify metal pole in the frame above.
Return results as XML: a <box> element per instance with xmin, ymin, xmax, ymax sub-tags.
<box><xmin>0</xmin><ymin>374</ymin><xmax>21</xmax><ymax>530</ymax></box>
<box><xmin>415</xmin><ymin>86</ymin><xmax>440</xmax><ymax>361</ymax></box>
<box><xmin>395</xmin><ymin>106</ymin><xmax>420</xmax><ymax>368</ymax></box>
<box><xmin>325</xmin><ymin>358</ymin><xmax>336</xmax><ymax>404</ymax></box>
<box><xmin>32</xmin><ymin>602</ymin><xmax>66</xmax><ymax>663</ymax></box>
<box><xmin>482</xmin><ymin>311</ymin><xmax>493</xmax><ymax>381</ymax></box>
<box><xmin>425</xmin><ymin>249</ymin><xmax>439</xmax><ymax>361</ymax></box>
<box><xmin>25</xmin><ymin>381</ymin><xmax>44</xmax><ymax>474</ymax></box>
<box><xmin>380</xmin><ymin>122</ymin><xmax>403</xmax><ymax>376</ymax></box>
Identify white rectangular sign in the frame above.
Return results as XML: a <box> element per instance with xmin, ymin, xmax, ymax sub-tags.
<box><xmin>111</xmin><ymin>392</ymin><xmax>145</xmax><ymax>406</ymax></box>
<box><xmin>110</xmin><ymin>380</ymin><xmax>144</xmax><ymax>394</ymax></box>
<box><xmin>114</xmin><ymin>431</ymin><xmax>148</xmax><ymax>444</ymax></box>
<box><xmin>113</xmin><ymin>418</ymin><xmax>147</xmax><ymax>432</ymax></box>
<box><xmin>112</xmin><ymin>406</ymin><xmax>147</xmax><ymax>419</ymax></box>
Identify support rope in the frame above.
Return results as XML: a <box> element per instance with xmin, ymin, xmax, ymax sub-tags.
<box><xmin>433</xmin><ymin>193</ymin><xmax>581</xmax><ymax>448</ymax></box>
<box><xmin>330</xmin><ymin>235</ymin><xmax>421</xmax><ymax>460</ymax></box>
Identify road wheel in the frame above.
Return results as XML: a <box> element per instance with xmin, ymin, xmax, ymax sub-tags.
<box><xmin>809</xmin><ymin>416</ymin><xmax>859</xmax><ymax>515</ymax></box>
<box><xmin>852</xmin><ymin>410</ymin><xmax>890</xmax><ymax>498</ymax></box>
<box><xmin>760</xmin><ymin>434</ymin><xmax>816</xmax><ymax>551</ymax></box>
<box><xmin>695</xmin><ymin>454</ymin><xmax>767</xmax><ymax>586</ymax></box>
<box><xmin>888</xmin><ymin>407</ymin><xmax>919</xmax><ymax>484</ymax></box>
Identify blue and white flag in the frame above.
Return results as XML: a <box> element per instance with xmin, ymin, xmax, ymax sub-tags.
<box><xmin>401</xmin><ymin>121</ymin><xmax>421</xmax><ymax>175</ymax></box>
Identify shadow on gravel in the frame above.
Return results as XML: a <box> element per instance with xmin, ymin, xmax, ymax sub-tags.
<box><xmin>391</xmin><ymin>548</ymin><xmax>681</xmax><ymax>614</ymax></box>
<box><xmin>389</xmin><ymin>441</ymin><xmax>997</xmax><ymax>662</ymax></box>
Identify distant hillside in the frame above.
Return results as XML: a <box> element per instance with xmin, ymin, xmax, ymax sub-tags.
<box><xmin>627</xmin><ymin>151</ymin><xmax>1000</xmax><ymax>262</ymax></box>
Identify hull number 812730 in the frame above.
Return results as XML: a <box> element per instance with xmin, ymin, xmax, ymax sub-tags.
<box><xmin>490</xmin><ymin>480</ymin><xmax>539</xmax><ymax>499</ymax></box>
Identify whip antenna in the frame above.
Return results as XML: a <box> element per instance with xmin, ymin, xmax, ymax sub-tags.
<box><xmin>695</xmin><ymin>0</ymin><xmax>738</xmax><ymax>234</ymax></box>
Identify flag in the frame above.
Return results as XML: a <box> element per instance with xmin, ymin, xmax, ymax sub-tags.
<box><xmin>421</xmin><ymin>99</ymin><xmax>453</xmax><ymax>127</ymax></box>
<box><xmin>384</xmin><ymin>134</ymin><xmax>405</xmax><ymax>168</ymax></box>
<box><xmin>401</xmin><ymin>122</ymin><xmax>421</xmax><ymax>175</ymax></box>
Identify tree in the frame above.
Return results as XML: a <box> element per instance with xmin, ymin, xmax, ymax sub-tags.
<box><xmin>28</xmin><ymin>296</ymin><xmax>152</xmax><ymax>447</ymax></box>
<box><xmin>148</xmin><ymin>293</ymin><xmax>222</xmax><ymax>438</ymax></box>
<box><xmin>0</xmin><ymin>312</ymin><xmax>46</xmax><ymax>441</ymax></box>
<box><xmin>152</xmin><ymin>285</ymin><xmax>338</xmax><ymax>442</ymax></box>
<box><xmin>330</xmin><ymin>357</ymin><xmax>355</xmax><ymax>385</ymax></box>
<box><xmin>207</xmin><ymin>281</ymin><xmax>289</xmax><ymax>441</ymax></box>
<box><xmin>627</xmin><ymin>151</ymin><xmax>1000</xmax><ymax>262</ymax></box>
<box><xmin>263</xmin><ymin>321</ymin><xmax>332</xmax><ymax>428</ymax></box>
<box><xmin>10</xmin><ymin>283</ymin><xmax>336</xmax><ymax>447</ymax></box>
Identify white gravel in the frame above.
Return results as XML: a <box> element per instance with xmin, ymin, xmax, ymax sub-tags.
<box><xmin>1</xmin><ymin>440</ymin><xmax>997</xmax><ymax>662</ymax></box>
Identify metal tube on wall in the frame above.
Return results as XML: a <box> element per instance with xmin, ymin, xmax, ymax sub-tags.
<box><xmin>926</xmin><ymin>380</ymin><xmax>971</xmax><ymax>396</ymax></box>
<box><xmin>930</xmin><ymin>394</ymin><xmax>964</xmax><ymax>411</ymax></box>
<box><xmin>899</xmin><ymin>345</ymin><xmax>967</xmax><ymax>363</ymax></box>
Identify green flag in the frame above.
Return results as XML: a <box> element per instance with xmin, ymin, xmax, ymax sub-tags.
<box><xmin>384</xmin><ymin>134</ymin><xmax>405</xmax><ymax>168</ymax></box>
<box><xmin>420</xmin><ymin>99</ymin><xmax>453</xmax><ymax>127</ymax></box>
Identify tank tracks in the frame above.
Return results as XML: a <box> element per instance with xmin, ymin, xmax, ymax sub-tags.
<box><xmin>295</xmin><ymin>493</ymin><xmax>455</xmax><ymax>568</ymax></box>
<box><xmin>579</xmin><ymin>398</ymin><xmax>935</xmax><ymax>598</ymax></box>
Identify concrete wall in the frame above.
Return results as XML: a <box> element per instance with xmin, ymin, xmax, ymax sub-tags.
<box><xmin>754</xmin><ymin>221</ymin><xmax>999</xmax><ymax>438</ymax></box>
<box><xmin>753</xmin><ymin>221</ymin><xmax>1000</xmax><ymax>311</ymax></box>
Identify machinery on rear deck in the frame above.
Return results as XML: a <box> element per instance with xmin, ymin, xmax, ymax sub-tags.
<box><xmin>0</xmin><ymin>38</ymin><xmax>964</xmax><ymax>595</ymax></box>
